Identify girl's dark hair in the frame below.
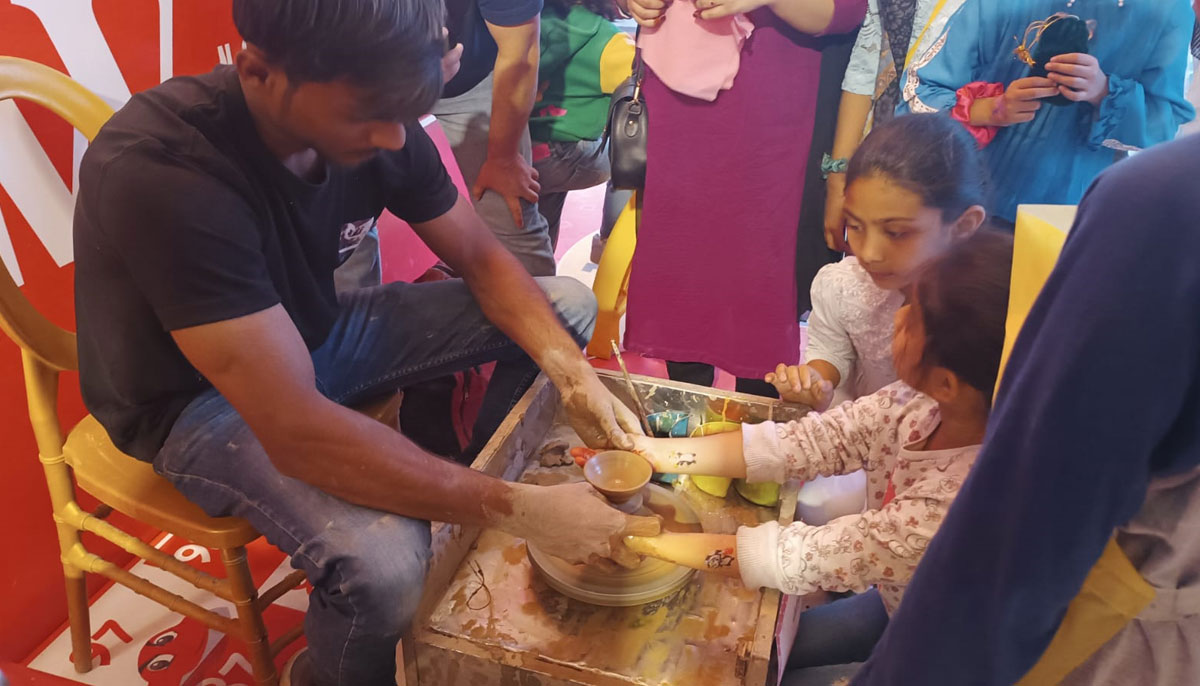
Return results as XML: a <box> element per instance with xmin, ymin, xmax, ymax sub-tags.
<box><xmin>544</xmin><ymin>0</ymin><xmax>622</xmax><ymax>20</ymax></box>
<box><xmin>914</xmin><ymin>230</ymin><xmax>1014</xmax><ymax>401</ymax></box>
<box><xmin>847</xmin><ymin>113</ymin><xmax>989</xmax><ymax>222</ymax></box>
<box><xmin>233</xmin><ymin>0</ymin><xmax>444</xmax><ymax>122</ymax></box>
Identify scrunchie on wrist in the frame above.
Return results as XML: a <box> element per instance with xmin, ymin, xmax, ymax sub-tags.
<box><xmin>951</xmin><ymin>81</ymin><xmax>1005</xmax><ymax>148</ymax></box>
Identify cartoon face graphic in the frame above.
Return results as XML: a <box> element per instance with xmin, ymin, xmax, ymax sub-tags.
<box><xmin>137</xmin><ymin>617</ymin><xmax>209</xmax><ymax>685</ymax></box>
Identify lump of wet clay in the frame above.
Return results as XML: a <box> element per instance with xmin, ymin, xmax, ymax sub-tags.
<box><xmin>538</xmin><ymin>440</ymin><xmax>572</xmax><ymax>467</ymax></box>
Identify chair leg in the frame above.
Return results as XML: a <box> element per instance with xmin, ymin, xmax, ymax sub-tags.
<box><xmin>221</xmin><ymin>547</ymin><xmax>278</xmax><ymax>686</ymax></box>
<box><xmin>587</xmin><ymin>305</ymin><xmax>626</xmax><ymax>359</ymax></box>
<box><xmin>64</xmin><ymin>567</ymin><xmax>93</xmax><ymax>673</ymax></box>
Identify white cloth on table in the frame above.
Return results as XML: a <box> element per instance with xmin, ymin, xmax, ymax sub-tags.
<box><xmin>794</xmin><ymin>471</ymin><xmax>868</xmax><ymax>526</ymax></box>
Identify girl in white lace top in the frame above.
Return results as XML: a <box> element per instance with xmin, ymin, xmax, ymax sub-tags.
<box><xmin>765</xmin><ymin>113</ymin><xmax>989</xmax><ymax>411</ymax></box>
<box><xmin>626</xmin><ymin>229</ymin><xmax>1014</xmax><ymax>674</ymax></box>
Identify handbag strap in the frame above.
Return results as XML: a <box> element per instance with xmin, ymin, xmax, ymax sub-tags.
<box><xmin>596</xmin><ymin>26</ymin><xmax>643</xmax><ymax>159</ymax></box>
<box><xmin>630</xmin><ymin>26</ymin><xmax>644</xmax><ymax>102</ymax></box>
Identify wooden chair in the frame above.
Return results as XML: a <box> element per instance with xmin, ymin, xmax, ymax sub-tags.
<box><xmin>586</xmin><ymin>192</ymin><xmax>638</xmax><ymax>359</ymax></box>
<box><xmin>0</xmin><ymin>56</ymin><xmax>352</xmax><ymax>685</ymax></box>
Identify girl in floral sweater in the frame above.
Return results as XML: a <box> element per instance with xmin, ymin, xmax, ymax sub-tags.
<box><xmin>627</xmin><ymin>229</ymin><xmax>1013</xmax><ymax>675</ymax></box>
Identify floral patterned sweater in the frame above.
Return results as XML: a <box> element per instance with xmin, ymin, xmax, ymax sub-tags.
<box><xmin>736</xmin><ymin>382</ymin><xmax>980</xmax><ymax>613</ymax></box>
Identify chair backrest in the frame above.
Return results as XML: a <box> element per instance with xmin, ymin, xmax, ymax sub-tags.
<box><xmin>995</xmin><ymin>205</ymin><xmax>1073</xmax><ymax>399</ymax></box>
<box><xmin>0</xmin><ymin>57</ymin><xmax>114</xmax><ymax>373</ymax></box>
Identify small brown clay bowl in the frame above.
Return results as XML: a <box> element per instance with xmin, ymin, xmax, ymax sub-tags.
<box><xmin>584</xmin><ymin>450</ymin><xmax>653</xmax><ymax>504</ymax></box>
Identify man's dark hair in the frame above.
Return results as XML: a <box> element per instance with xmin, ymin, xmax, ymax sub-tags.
<box><xmin>233</xmin><ymin>0</ymin><xmax>445</xmax><ymax>121</ymax></box>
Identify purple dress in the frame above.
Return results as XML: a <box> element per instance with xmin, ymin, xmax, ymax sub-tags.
<box><xmin>625</xmin><ymin>2</ymin><xmax>865</xmax><ymax>379</ymax></box>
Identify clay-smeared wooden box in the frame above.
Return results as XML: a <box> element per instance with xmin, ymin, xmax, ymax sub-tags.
<box><xmin>403</xmin><ymin>370</ymin><xmax>808</xmax><ymax>686</ymax></box>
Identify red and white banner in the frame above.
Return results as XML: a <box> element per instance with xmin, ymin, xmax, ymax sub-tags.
<box><xmin>0</xmin><ymin>1</ymin><xmax>450</xmax><ymax>673</ymax></box>
<box><xmin>27</xmin><ymin>537</ymin><xmax>306</xmax><ymax>686</ymax></box>
<box><xmin>1</xmin><ymin>1</ymin><xmax>241</xmax><ymax>666</ymax></box>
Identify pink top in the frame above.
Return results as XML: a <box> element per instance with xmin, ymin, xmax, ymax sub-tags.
<box><xmin>639</xmin><ymin>0</ymin><xmax>755</xmax><ymax>102</ymax></box>
<box><xmin>624</xmin><ymin>0</ymin><xmax>867</xmax><ymax>378</ymax></box>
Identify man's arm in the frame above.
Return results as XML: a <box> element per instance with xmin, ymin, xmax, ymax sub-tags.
<box><xmin>411</xmin><ymin>195</ymin><xmax>644</xmax><ymax>449</ymax></box>
<box><xmin>171</xmin><ymin>304</ymin><xmax>656</xmax><ymax>562</ymax></box>
<box><xmin>474</xmin><ymin>18</ymin><xmax>541</xmax><ymax>227</ymax></box>
<box><xmin>172</xmin><ymin>306</ymin><xmax>507</xmax><ymax>522</ymax></box>
<box><xmin>416</xmin><ymin>195</ymin><xmax>581</xmax><ymax>388</ymax></box>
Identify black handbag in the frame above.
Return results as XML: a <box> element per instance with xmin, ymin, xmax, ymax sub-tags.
<box><xmin>603</xmin><ymin>34</ymin><xmax>648</xmax><ymax>191</ymax></box>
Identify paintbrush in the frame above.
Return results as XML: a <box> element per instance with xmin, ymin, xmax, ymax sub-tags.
<box><xmin>610</xmin><ymin>339</ymin><xmax>654</xmax><ymax>436</ymax></box>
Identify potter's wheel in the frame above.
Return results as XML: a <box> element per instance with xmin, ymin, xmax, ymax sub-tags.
<box><xmin>528</xmin><ymin>483</ymin><xmax>702</xmax><ymax>607</ymax></box>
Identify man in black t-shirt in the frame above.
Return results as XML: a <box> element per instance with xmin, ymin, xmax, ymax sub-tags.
<box><xmin>73</xmin><ymin>2</ymin><xmax>654</xmax><ymax>684</ymax></box>
<box><xmin>432</xmin><ymin>0</ymin><xmax>556</xmax><ymax>276</ymax></box>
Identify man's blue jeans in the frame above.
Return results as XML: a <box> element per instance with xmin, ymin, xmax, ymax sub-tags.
<box><xmin>153</xmin><ymin>277</ymin><xmax>597</xmax><ymax>686</ymax></box>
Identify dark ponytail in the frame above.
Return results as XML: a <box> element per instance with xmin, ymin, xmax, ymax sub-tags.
<box><xmin>847</xmin><ymin>113</ymin><xmax>989</xmax><ymax>222</ymax></box>
<box><xmin>914</xmin><ymin>230</ymin><xmax>1014</xmax><ymax>401</ymax></box>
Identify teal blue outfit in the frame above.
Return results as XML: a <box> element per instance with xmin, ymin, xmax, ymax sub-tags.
<box><xmin>900</xmin><ymin>0</ymin><xmax>1195</xmax><ymax>221</ymax></box>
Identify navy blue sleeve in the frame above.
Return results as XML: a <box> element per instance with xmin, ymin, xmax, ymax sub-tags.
<box><xmin>852</xmin><ymin>136</ymin><xmax>1200</xmax><ymax>686</ymax></box>
<box><xmin>478</xmin><ymin>0</ymin><xmax>542</xmax><ymax>26</ymax></box>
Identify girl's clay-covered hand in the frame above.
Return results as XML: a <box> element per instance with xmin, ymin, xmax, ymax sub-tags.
<box><xmin>1045</xmin><ymin>53</ymin><xmax>1109</xmax><ymax>106</ymax></box>
<box><xmin>765</xmin><ymin>363</ymin><xmax>834</xmax><ymax>410</ymax></box>
<box><xmin>504</xmin><ymin>482</ymin><xmax>661</xmax><ymax>565</ymax></box>
<box><xmin>976</xmin><ymin>77</ymin><xmax>1058</xmax><ymax>127</ymax></box>
<box><xmin>627</xmin><ymin>434</ymin><xmax>668</xmax><ymax>472</ymax></box>
<box><xmin>628</xmin><ymin>0</ymin><xmax>672</xmax><ymax>27</ymax></box>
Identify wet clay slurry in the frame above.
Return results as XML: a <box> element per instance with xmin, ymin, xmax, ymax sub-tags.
<box><xmin>501</xmin><ymin>543</ymin><xmax>527</xmax><ymax>565</ymax></box>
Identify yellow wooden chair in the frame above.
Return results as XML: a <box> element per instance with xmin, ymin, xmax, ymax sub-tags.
<box><xmin>0</xmin><ymin>57</ymin><xmax>318</xmax><ymax>686</ymax></box>
<box><xmin>586</xmin><ymin>192</ymin><xmax>637</xmax><ymax>359</ymax></box>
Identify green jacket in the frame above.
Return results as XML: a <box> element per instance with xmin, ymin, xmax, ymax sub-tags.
<box><xmin>529</xmin><ymin>6</ymin><xmax>635</xmax><ymax>143</ymax></box>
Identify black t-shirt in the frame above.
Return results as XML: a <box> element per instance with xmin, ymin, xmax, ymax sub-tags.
<box><xmin>443</xmin><ymin>0</ymin><xmax>544</xmax><ymax>98</ymax></box>
<box><xmin>73</xmin><ymin>66</ymin><xmax>459</xmax><ymax>461</ymax></box>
